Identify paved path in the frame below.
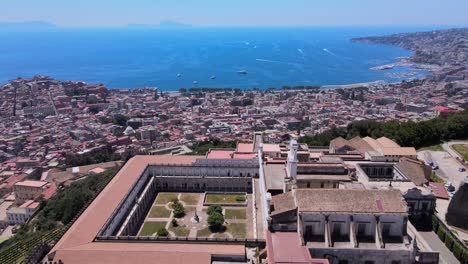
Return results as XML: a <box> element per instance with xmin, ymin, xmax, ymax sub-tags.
<box><xmin>443</xmin><ymin>141</ymin><xmax>468</xmax><ymax>161</ymax></box>
<box><xmin>253</xmin><ymin>178</ymin><xmax>265</xmax><ymax>239</ymax></box>
<box><xmin>188</xmin><ymin>194</ymin><xmax>206</xmax><ymax>238</ymax></box>
<box><xmin>419</xmin><ymin>231</ymin><xmax>459</xmax><ymax>264</ymax></box>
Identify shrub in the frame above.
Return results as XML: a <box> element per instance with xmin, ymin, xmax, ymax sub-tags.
<box><xmin>157</xmin><ymin>227</ymin><xmax>168</xmax><ymax>237</ymax></box>
<box><xmin>172</xmin><ymin>202</ymin><xmax>185</xmax><ymax>218</ymax></box>
<box><xmin>235</xmin><ymin>195</ymin><xmax>246</xmax><ymax>202</ymax></box>
<box><xmin>431</xmin><ymin>215</ymin><xmax>439</xmax><ymax>231</ymax></box>
<box><xmin>462</xmin><ymin>250</ymin><xmax>468</xmax><ymax>264</ymax></box>
<box><xmin>208</xmin><ymin>212</ymin><xmax>224</xmax><ymax>231</ymax></box>
<box><xmin>207</xmin><ymin>205</ymin><xmax>223</xmax><ymax>216</ymax></box>
<box><xmin>452</xmin><ymin>241</ymin><xmax>463</xmax><ymax>260</ymax></box>
<box><xmin>437</xmin><ymin>226</ymin><xmax>446</xmax><ymax>242</ymax></box>
<box><xmin>445</xmin><ymin>234</ymin><xmax>454</xmax><ymax>250</ymax></box>
<box><xmin>171</xmin><ymin>219</ymin><xmax>178</xmax><ymax>227</ymax></box>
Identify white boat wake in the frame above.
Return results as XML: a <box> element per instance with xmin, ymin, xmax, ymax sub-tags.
<box><xmin>255</xmin><ymin>58</ymin><xmax>281</xmax><ymax>63</ymax></box>
<box><xmin>323</xmin><ymin>48</ymin><xmax>337</xmax><ymax>56</ymax></box>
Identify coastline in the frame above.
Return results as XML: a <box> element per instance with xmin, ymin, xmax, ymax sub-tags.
<box><xmin>369</xmin><ymin>56</ymin><xmax>441</xmax><ymax>72</ymax></box>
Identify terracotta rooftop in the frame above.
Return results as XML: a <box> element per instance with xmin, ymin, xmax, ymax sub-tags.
<box><xmin>349</xmin><ymin>136</ymin><xmax>373</xmax><ymax>155</ymax></box>
<box><xmin>295</xmin><ymin>189</ymin><xmax>407</xmax><ymax>214</ymax></box>
<box><xmin>262</xmin><ymin>144</ymin><xmax>281</xmax><ymax>152</ymax></box>
<box><xmin>233</xmin><ymin>153</ymin><xmax>257</xmax><ymax>159</ymax></box>
<box><xmin>395</xmin><ymin>157</ymin><xmax>430</xmax><ymax>186</ymax></box>
<box><xmin>206</xmin><ymin>149</ymin><xmax>233</xmax><ymax>159</ymax></box>
<box><xmin>237</xmin><ymin>143</ymin><xmax>254</xmax><ymax>153</ymax></box>
<box><xmin>266</xmin><ymin>231</ymin><xmax>329</xmax><ymax>264</ymax></box>
<box><xmin>14</xmin><ymin>180</ymin><xmax>48</xmax><ymax>188</ymax></box>
<box><xmin>330</xmin><ymin>137</ymin><xmax>350</xmax><ymax>149</ymax></box>
<box><xmin>49</xmin><ymin>155</ymin><xmax>244</xmax><ymax>264</ymax></box>
<box><xmin>271</xmin><ymin>191</ymin><xmax>296</xmax><ymax>216</ymax></box>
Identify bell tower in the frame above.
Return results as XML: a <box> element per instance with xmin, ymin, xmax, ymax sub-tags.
<box><xmin>287</xmin><ymin>140</ymin><xmax>298</xmax><ymax>179</ymax></box>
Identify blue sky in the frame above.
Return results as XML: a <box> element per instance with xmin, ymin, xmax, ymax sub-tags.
<box><xmin>2</xmin><ymin>0</ymin><xmax>468</xmax><ymax>27</ymax></box>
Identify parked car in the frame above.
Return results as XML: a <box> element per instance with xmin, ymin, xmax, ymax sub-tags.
<box><xmin>447</xmin><ymin>184</ymin><xmax>455</xmax><ymax>192</ymax></box>
<box><xmin>459</xmin><ymin>167</ymin><xmax>466</xmax><ymax>172</ymax></box>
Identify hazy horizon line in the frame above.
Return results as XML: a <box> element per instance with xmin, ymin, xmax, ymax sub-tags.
<box><xmin>1</xmin><ymin>20</ymin><xmax>467</xmax><ymax>29</ymax></box>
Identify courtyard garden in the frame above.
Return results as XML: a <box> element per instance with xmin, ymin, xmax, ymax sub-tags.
<box><xmin>138</xmin><ymin>192</ymin><xmax>250</xmax><ymax>239</ymax></box>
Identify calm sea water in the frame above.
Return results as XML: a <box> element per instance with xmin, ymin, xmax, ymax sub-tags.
<box><xmin>0</xmin><ymin>27</ymin><xmax>434</xmax><ymax>90</ymax></box>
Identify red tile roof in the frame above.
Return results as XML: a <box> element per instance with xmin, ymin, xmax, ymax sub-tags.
<box><xmin>233</xmin><ymin>153</ymin><xmax>257</xmax><ymax>159</ymax></box>
<box><xmin>429</xmin><ymin>182</ymin><xmax>449</xmax><ymax>200</ymax></box>
<box><xmin>266</xmin><ymin>231</ymin><xmax>329</xmax><ymax>264</ymax></box>
<box><xmin>237</xmin><ymin>143</ymin><xmax>254</xmax><ymax>153</ymax></box>
<box><xmin>206</xmin><ymin>149</ymin><xmax>233</xmax><ymax>159</ymax></box>
<box><xmin>40</xmin><ymin>183</ymin><xmax>57</xmax><ymax>200</ymax></box>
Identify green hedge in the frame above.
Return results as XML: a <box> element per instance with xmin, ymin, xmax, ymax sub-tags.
<box><xmin>431</xmin><ymin>215</ymin><xmax>439</xmax><ymax>230</ymax></box>
<box><xmin>463</xmin><ymin>250</ymin><xmax>468</xmax><ymax>264</ymax></box>
<box><xmin>437</xmin><ymin>225</ymin><xmax>446</xmax><ymax>242</ymax></box>
<box><xmin>445</xmin><ymin>234</ymin><xmax>454</xmax><ymax>250</ymax></box>
<box><xmin>453</xmin><ymin>242</ymin><xmax>463</xmax><ymax>261</ymax></box>
<box><xmin>433</xmin><ymin>215</ymin><xmax>468</xmax><ymax>264</ymax></box>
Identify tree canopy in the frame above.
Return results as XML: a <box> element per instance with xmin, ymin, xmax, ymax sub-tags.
<box><xmin>299</xmin><ymin>110</ymin><xmax>468</xmax><ymax>148</ymax></box>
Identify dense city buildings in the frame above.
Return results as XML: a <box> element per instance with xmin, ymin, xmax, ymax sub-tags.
<box><xmin>0</xmin><ymin>28</ymin><xmax>467</xmax><ymax>263</ymax></box>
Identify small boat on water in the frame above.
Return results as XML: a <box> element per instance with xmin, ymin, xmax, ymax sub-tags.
<box><xmin>177</xmin><ymin>73</ymin><xmax>182</xmax><ymax>78</ymax></box>
<box><xmin>193</xmin><ymin>81</ymin><xmax>198</xmax><ymax>85</ymax></box>
<box><xmin>237</xmin><ymin>70</ymin><xmax>248</xmax><ymax>74</ymax></box>
<box><xmin>210</xmin><ymin>75</ymin><xmax>216</xmax><ymax>80</ymax></box>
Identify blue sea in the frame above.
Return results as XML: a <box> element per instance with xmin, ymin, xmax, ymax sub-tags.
<box><xmin>0</xmin><ymin>27</ymin><xmax>436</xmax><ymax>90</ymax></box>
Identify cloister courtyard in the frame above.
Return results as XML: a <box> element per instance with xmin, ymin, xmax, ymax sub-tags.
<box><xmin>137</xmin><ymin>192</ymin><xmax>254</xmax><ymax>239</ymax></box>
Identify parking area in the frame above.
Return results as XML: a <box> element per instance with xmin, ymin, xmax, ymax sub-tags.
<box><xmin>418</xmin><ymin>149</ymin><xmax>468</xmax><ymax>244</ymax></box>
<box><xmin>418</xmin><ymin>150</ymin><xmax>467</xmax><ymax>189</ymax></box>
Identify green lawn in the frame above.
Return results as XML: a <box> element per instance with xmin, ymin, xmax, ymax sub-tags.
<box><xmin>452</xmin><ymin>144</ymin><xmax>468</xmax><ymax>160</ymax></box>
<box><xmin>196</xmin><ymin>223</ymin><xmax>246</xmax><ymax>238</ymax></box>
<box><xmin>180</xmin><ymin>193</ymin><xmax>200</xmax><ymax>205</ymax></box>
<box><xmin>196</xmin><ymin>227</ymin><xmax>213</xmax><ymax>237</ymax></box>
<box><xmin>418</xmin><ymin>143</ymin><xmax>444</xmax><ymax>152</ymax></box>
<box><xmin>168</xmin><ymin>225</ymin><xmax>190</xmax><ymax>237</ymax></box>
<box><xmin>148</xmin><ymin>206</ymin><xmax>172</xmax><ymax>218</ymax></box>
<box><xmin>139</xmin><ymin>221</ymin><xmax>167</xmax><ymax>236</ymax></box>
<box><xmin>213</xmin><ymin>232</ymin><xmax>230</xmax><ymax>238</ymax></box>
<box><xmin>226</xmin><ymin>223</ymin><xmax>246</xmax><ymax>238</ymax></box>
<box><xmin>205</xmin><ymin>194</ymin><xmax>246</xmax><ymax>204</ymax></box>
<box><xmin>196</xmin><ymin>226</ymin><xmax>227</xmax><ymax>238</ymax></box>
<box><xmin>224</xmin><ymin>208</ymin><xmax>246</xmax><ymax>220</ymax></box>
<box><xmin>155</xmin><ymin>193</ymin><xmax>179</xmax><ymax>205</ymax></box>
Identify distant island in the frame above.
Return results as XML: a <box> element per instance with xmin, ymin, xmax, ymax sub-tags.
<box><xmin>0</xmin><ymin>21</ymin><xmax>56</xmax><ymax>30</ymax></box>
<box><xmin>127</xmin><ymin>20</ymin><xmax>191</xmax><ymax>29</ymax></box>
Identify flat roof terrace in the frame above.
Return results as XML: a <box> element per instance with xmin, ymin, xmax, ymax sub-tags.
<box><xmin>48</xmin><ymin>155</ymin><xmax>247</xmax><ymax>264</ymax></box>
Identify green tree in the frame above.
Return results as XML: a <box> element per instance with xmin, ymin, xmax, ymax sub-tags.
<box><xmin>172</xmin><ymin>201</ymin><xmax>185</xmax><ymax>218</ymax></box>
<box><xmin>207</xmin><ymin>205</ymin><xmax>223</xmax><ymax>215</ymax></box>
<box><xmin>208</xmin><ymin>212</ymin><xmax>224</xmax><ymax>231</ymax></box>
<box><xmin>112</xmin><ymin>114</ymin><xmax>128</xmax><ymax>126</ymax></box>
<box><xmin>157</xmin><ymin>227</ymin><xmax>168</xmax><ymax>237</ymax></box>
